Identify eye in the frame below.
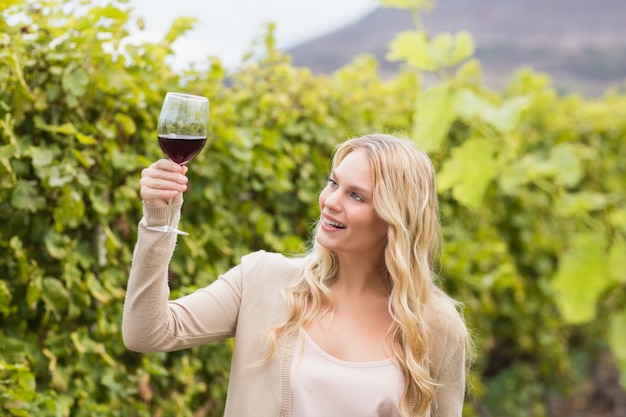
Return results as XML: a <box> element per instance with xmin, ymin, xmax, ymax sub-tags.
<box><xmin>350</xmin><ymin>192</ymin><xmax>364</xmax><ymax>202</ymax></box>
<box><xmin>327</xmin><ymin>178</ymin><xmax>338</xmax><ymax>189</ymax></box>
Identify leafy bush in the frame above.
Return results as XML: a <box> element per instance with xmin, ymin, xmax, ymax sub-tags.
<box><xmin>1</xmin><ymin>0</ymin><xmax>625</xmax><ymax>416</ymax></box>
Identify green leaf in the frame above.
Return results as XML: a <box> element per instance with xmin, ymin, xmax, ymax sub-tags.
<box><xmin>18</xmin><ymin>369</ymin><xmax>35</xmax><ymax>391</ymax></box>
<box><xmin>72</xmin><ymin>149</ymin><xmax>95</xmax><ymax>168</ymax></box>
<box><xmin>386</xmin><ymin>31</ymin><xmax>437</xmax><ymax>71</ymax></box>
<box><xmin>437</xmin><ymin>136</ymin><xmax>498</xmax><ymax>209</ymax></box>
<box><xmin>26</xmin><ymin>278</ymin><xmax>42</xmax><ymax>310</ymax></box>
<box><xmin>608</xmin><ymin>310</ymin><xmax>626</xmax><ymax>390</ymax></box>
<box><xmin>608</xmin><ymin>237</ymin><xmax>626</xmax><ymax>284</ymax></box>
<box><xmin>379</xmin><ymin>0</ymin><xmax>435</xmax><ymax>10</ymax></box>
<box><xmin>454</xmin><ymin>90</ymin><xmax>528</xmax><ymax>132</ymax></box>
<box><xmin>549</xmin><ymin>143</ymin><xmax>584</xmax><ymax>188</ymax></box>
<box><xmin>551</xmin><ymin>232</ymin><xmax>612</xmax><ymax>324</ymax></box>
<box><xmin>75</xmin><ymin>132</ymin><xmax>97</xmax><ymax>145</ymax></box>
<box><xmin>454</xmin><ymin>88</ymin><xmax>495</xmax><ymax>119</ymax></box>
<box><xmin>44</xmin><ymin>231</ymin><xmax>71</xmax><ymax>259</ymax></box>
<box><xmin>54</xmin><ymin>186</ymin><xmax>85</xmax><ymax>230</ymax></box>
<box><xmin>95</xmin><ymin>3</ymin><xmax>128</xmax><ymax>20</ymax></box>
<box><xmin>88</xmin><ymin>187</ymin><xmax>110</xmax><ymax>215</ymax></box>
<box><xmin>482</xmin><ymin>96</ymin><xmax>529</xmax><ymax>132</ymax></box>
<box><xmin>163</xmin><ymin>17</ymin><xmax>197</xmax><ymax>46</ymax></box>
<box><xmin>456</xmin><ymin>58</ymin><xmax>483</xmax><ymax>82</ymax></box>
<box><xmin>0</xmin><ymin>143</ymin><xmax>18</xmax><ymax>178</ymax></box>
<box><xmin>103</xmin><ymin>223</ymin><xmax>122</xmax><ymax>251</ymax></box>
<box><xmin>448</xmin><ymin>31</ymin><xmax>475</xmax><ymax>65</ymax></box>
<box><xmin>499</xmin><ymin>144</ymin><xmax>586</xmax><ymax>195</ymax></box>
<box><xmin>70</xmin><ymin>330</ymin><xmax>116</xmax><ymax>366</ymax></box>
<box><xmin>386</xmin><ymin>30</ymin><xmax>474</xmax><ymax>71</ymax></box>
<box><xmin>431</xmin><ymin>31</ymin><xmax>475</xmax><ymax>68</ymax></box>
<box><xmin>0</xmin><ymin>280</ymin><xmax>13</xmax><ymax>315</ymax></box>
<box><xmin>85</xmin><ymin>273</ymin><xmax>111</xmax><ymax>304</ymax></box>
<box><xmin>41</xmin><ymin>277</ymin><xmax>70</xmax><ymax>315</ymax></box>
<box><xmin>8</xmin><ymin>236</ymin><xmax>31</xmax><ymax>284</ymax></box>
<box><xmin>114</xmin><ymin>113</ymin><xmax>137</xmax><ymax>136</ymax></box>
<box><xmin>62</xmin><ymin>66</ymin><xmax>89</xmax><ymax>97</ymax></box>
<box><xmin>34</xmin><ymin>117</ymin><xmax>77</xmax><ymax>135</ymax></box>
<box><xmin>0</xmin><ymin>338</ymin><xmax>28</xmax><ymax>358</ymax></box>
<box><xmin>554</xmin><ymin>191</ymin><xmax>610</xmax><ymax>217</ymax></box>
<box><xmin>28</xmin><ymin>145</ymin><xmax>57</xmax><ymax>168</ymax></box>
<box><xmin>10</xmin><ymin>180</ymin><xmax>46</xmax><ymax>212</ymax></box>
<box><xmin>48</xmin><ymin>164</ymin><xmax>75</xmax><ymax>188</ymax></box>
<box><xmin>412</xmin><ymin>84</ymin><xmax>456</xmax><ymax>152</ymax></box>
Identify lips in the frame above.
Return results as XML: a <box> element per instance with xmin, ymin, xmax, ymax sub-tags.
<box><xmin>323</xmin><ymin>217</ymin><xmax>346</xmax><ymax>229</ymax></box>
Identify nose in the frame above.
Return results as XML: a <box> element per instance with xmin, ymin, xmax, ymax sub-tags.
<box><xmin>322</xmin><ymin>188</ymin><xmax>342</xmax><ymax>212</ymax></box>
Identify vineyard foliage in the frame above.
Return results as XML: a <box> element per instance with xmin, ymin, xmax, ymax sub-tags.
<box><xmin>1</xmin><ymin>0</ymin><xmax>625</xmax><ymax>416</ymax></box>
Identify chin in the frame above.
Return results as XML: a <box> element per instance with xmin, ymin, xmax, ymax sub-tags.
<box><xmin>314</xmin><ymin>233</ymin><xmax>334</xmax><ymax>251</ymax></box>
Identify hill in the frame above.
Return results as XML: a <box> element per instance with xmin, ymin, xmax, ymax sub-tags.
<box><xmin>287</xmin><ymin>0</ymin><xmax>626</xmax><ymax>96</ymax></box>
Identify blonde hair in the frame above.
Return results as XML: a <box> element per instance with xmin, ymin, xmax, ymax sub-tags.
<box><xmin>267</xmin><ymin>133</ymin><xmax>454</xmax><ymax>416</ymax></box>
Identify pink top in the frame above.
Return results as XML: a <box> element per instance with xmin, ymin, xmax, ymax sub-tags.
<box><xmin>290</xmin><ymin>330</ymin><xmax>405</xmax><ymax>417</ymax></box>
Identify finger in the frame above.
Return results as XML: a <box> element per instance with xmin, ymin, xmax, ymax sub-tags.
<box><xmin>141</xmin><ymin>165</ymin><xmax>188</xmax><ymax>186</ymax></box>
<box><xmin>140</xmin><ymin>175</ymin><xmax>185</xmax><ymax>205</ymax></box>
<box><xmin>139</xmin><ymin>160</ymin><xmax>188</xmax><ymax>206</ymax></box>
<box><xmin>139</xmin><ymin>176</ymin><xmax>187</xmax><ymax>192</ymax></box>
<box><xmin>151</xmin><ymin>158</ymin><xmax>185</xmax><ymax>172</ymax></box>
<box><xmin>140</xmin><ymin>187</ymin><xmax>181</xmax><ymax>205</ymax></box>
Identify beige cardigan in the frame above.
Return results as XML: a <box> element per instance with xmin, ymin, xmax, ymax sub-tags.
<box><xmin>122</xmin><ymin>203</ymin><xmax>467</xmax><ymax>417</ymax></box>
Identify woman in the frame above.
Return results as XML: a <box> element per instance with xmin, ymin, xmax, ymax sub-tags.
<box><xmin>123</xmin><ymin>133</ymin><xmax>469</xmax><ymax>417</ymax></box>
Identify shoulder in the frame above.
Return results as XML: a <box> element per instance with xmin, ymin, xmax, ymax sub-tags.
<box><xmin>234</xmin><ymin>251</ymin><xmax>305</xmax><ymax>318</ymax></box>
<box><xmin>241</xmin><ymin>250</ymin><xmax>305</xmax><ymax>270</ymax></box>
<box><xmin>427</xmin><ymin>287</ymin><xmax>468</xmax><ymax>347</ymax></box>
<box><xmin>239</xmin><ymin>250</ymin><xmax>306</xmax><ymax>284</ymax></box>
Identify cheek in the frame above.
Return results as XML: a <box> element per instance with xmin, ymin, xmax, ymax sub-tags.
<box><xmin>318</xmin><ymin>188</ymin><xmax>328</xmax><ymax>208</ymax></box>
<box><xmin>376</xmin><ymin>221</ymin><xmax>389</xmax><ymax>240</ymax></box>
<box><xmin>370</xmin><ymin>215</ymin><xmax>389</xmax><ymax>239</ymax></box>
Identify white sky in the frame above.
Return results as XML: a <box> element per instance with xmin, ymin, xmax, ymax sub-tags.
<box><xmin>127</xmin><ymin>0</ymin><xmax>378</xmax><ymax>70</ymax></box>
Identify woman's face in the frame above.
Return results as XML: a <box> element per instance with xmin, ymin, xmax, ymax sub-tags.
<box><xmin>316</xmin><ymin>149</ymin><xmax>388</xmax><ymax>259</ymax></box>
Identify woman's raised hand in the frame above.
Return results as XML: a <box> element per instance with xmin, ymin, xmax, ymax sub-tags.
<box><xmin>139</xmin><ymin>159</ymin><xmax>188</xmax><ymax>208</ymax></box>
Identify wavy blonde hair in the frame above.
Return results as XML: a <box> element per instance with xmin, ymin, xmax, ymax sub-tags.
<box><xmin>267</xmin><ymin>134</ymin><xmax>451</xmax><ymax>416</ymax></box>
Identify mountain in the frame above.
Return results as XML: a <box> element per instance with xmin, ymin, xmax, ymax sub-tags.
<box><xmin>287</xmin><ymin>0</ymin><xmax>626</xmax><ymax>96</ymax></box>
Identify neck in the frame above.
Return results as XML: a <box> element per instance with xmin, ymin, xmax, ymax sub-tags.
<box><xmin>333</xmin><ymin>254</ymin><xmax>389</xmax><ymax>296</ymax></box>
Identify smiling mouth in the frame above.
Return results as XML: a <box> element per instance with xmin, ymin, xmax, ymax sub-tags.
<box><xmin>323</xmin><ymin>218</ymin><xmax>346</xmax><ymax>229</ymax></box>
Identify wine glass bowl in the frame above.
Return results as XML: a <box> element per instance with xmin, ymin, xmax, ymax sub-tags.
<box><xmin>147</xmin><ymin>92</ymin><xmax>209</xmax><ymax>235</ymax></box>
<box><xmin>157</xmin><ymin>133</ymin><xmax>206</xmax><ymax>165</ymax></box>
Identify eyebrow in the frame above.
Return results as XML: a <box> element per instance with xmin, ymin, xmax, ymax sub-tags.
<box><xmin>330</xmin><ymin>170</ymin><xmax>373</xmax><ymax>199</ymax></box>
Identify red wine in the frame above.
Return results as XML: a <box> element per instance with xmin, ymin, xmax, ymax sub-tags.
<box><xmin>158</xmin><ymin>134</ymin><xmax>207</xmax><ymax>164</ymax></box>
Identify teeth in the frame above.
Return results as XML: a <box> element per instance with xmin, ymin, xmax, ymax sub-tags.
<box><xmin>324</xmin><ymin>218</ymin><xmax>346</xmax><ymax>229</ymax></box>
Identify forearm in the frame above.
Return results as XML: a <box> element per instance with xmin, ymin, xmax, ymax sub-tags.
<box><xmin>122</xmin><ymin>202</ymin><xmax>182</xmax><ymax>352</ymax></box>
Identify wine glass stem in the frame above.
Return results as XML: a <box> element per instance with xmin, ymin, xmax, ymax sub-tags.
<box><xmin>165</xmin><ymin>197</ymin><xmax>174</xmax><ymax>228</ymax></box>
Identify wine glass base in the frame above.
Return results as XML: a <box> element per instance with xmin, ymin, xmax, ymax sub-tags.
<box><xmin>146</xmin><ymin>225</ymin><xmax>189</xmax><ymax>236</ymax></box>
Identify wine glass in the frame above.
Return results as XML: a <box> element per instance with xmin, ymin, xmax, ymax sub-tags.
<box><xmin>146</xmin><ymin>92</ymin><xmax>209</xmax><ymax>235</ymax></box>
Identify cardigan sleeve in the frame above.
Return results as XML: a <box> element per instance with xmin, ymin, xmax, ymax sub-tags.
<box><xmin>122</xmin><ymin>202</ymin><xmax>244</xmax><ymax>352</ymax></box>
<box><xmin>431</xmin><ymin>334</ymin><xmax>466</xmax><ymax>417</ymax></box>
<box><xmin>430</xmin><ymin>298</ymin><xmax>468</xmax><ymax>417</ymax></box>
